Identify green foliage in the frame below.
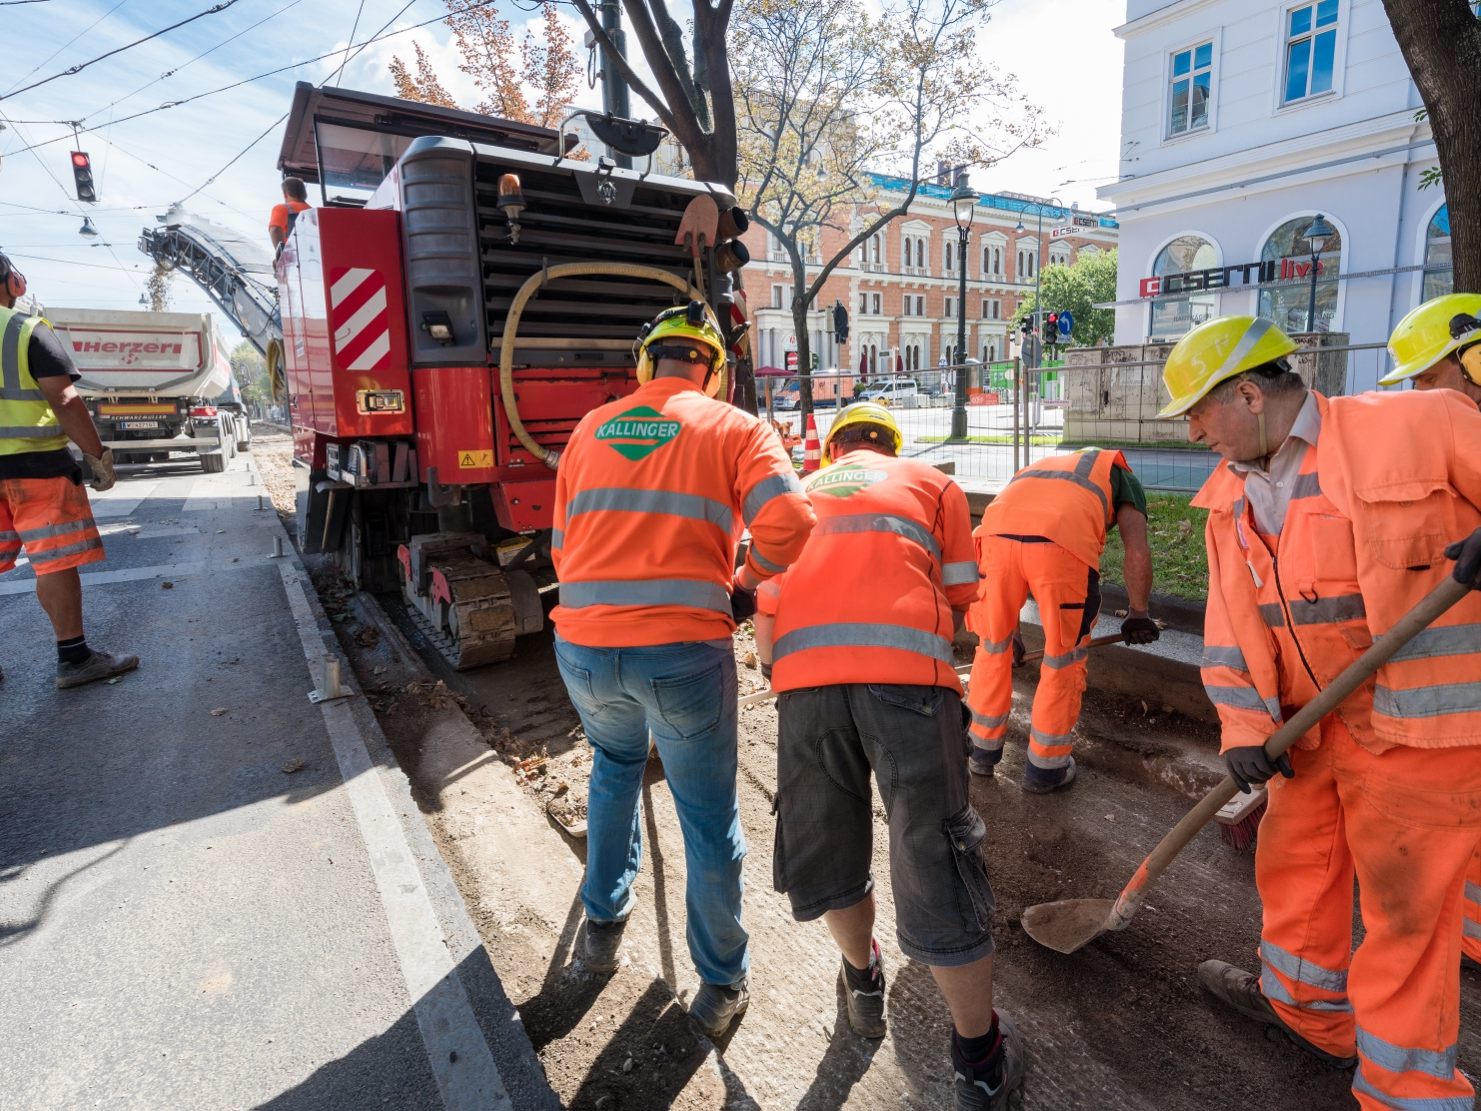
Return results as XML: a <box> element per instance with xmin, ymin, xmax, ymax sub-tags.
<box><xmin>230</xmin><ymin>340</ymin><xmax>269</xmax><ymax>406</ymax></box>
<box><xmin>1099</xmin><ymin>493</ymin><xmax>1209</xmax><ymax>601</ymax></box>
<box><xmin>1011</xmin><ymin>248</ymin><xmax>1118</xmax><ymax>347</ymax></box>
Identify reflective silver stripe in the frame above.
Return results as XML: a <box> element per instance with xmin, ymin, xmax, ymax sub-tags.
<box><xmin>1390</xmin><ymin>624</ymin><xmax>1481</xmax><ymax>663</ymax></box>
<box><xmin>1213</xmin><ymin>317</ymin><xmax>1274</xmax><ymax>387</ymax></box>
<box><xmin>1289</xmin><ymin>593</ymin><xmax>1366</xmax><ymax>625</ymax></box>
<box><xmin>17</xmin><ymin>519</ymin><xmax>91</xmax><ymax>543</ymax></box>
<box><xmin>972</xmin><ymin>709</ymin><xmax>1009</xmax><ymax>730</ymax></box>
<box><xmin>1352</xmin><ymin>1071</ymin><xmax>1473</xmax><ymax>1111</ymax></box>
<box><xmin>977</xmin><ymin>636</ymin><xmax>1012</xmax><ymax>655</ymax></box>
<box><xmin>742</xmin><ymin>471</ymin><xmax>802</xmax><ymax>524</ymax></box>
<box><xmin>0</xmin><ymin>424</ymin><xmax>56</xmax><ymax>439</ymax></box>
<box><xmin>813</xmin><ymin>512</ymin><xmax>941</xmax><ymax>561</ymax></box>
<box><xmin>1202</xmin><ymin>645</ymin><xmax>1249</xmax><ymax>672</ymax></box>
<box><xmin>549</xmin><ymin>528</ymin><xmax>563</xmax><ymax>549</ymax></box>
<box><xmin>1466</xmin><ymin>883</ymin><xmax>1481</xmax><ymax>905</ymax></box>
<box><xmin>558</xmin><ymin>578</ymin><xmax>731</xmax><ymax>613</ymax></box>
<box><xmin>1259</xmin><ymin>603</ymin><xmax>1286</xmax><ymax>628</ymax></box>
<box><xmin>0</xmin><ymin>311</ymin><xmax>45</xmax><ymax>401</ymax></box>
<box><xmin>772</xmin><ymin>622</ymin><xmax>954</xmax><ymax>664</ymax></box>
<box><xmin>27</xmin><ymin>535</ymin><xmax>103</xmax><ymax>566</ymax></box>
<box><xmin>1206</xmin><ymin>685</ymin><xmax>1279</xmax><ymax>718</ymax></box>
<box><xmin>1374</xmin><ymin>681</ymin><xmax>1481</xmax><ymax>720</ymax></box>
<box><xmin>1466</xmin><ymin>919</ymin><xmax>1481</xmax><ymax>940</ymax></box>
<box><xmin>942</xmin><ymin>560</ymin><xmax>979</xmax><ymax>586</ymax></box>
<box><xmin>747</xmin><ymin>547</ymin><xmax>787</xmax><ymax>574</ymax></box>
<box><xmin>1042</xmin><ymin>647</ymin><xmax>1088</xmax><ymax>669</ymax></box>
<box><xmin>1260</xmin><ymin>940</ymin><xmax>1347</xmax><ymax>993</ymax></box>
<box><xmin>1260</xmin><ymin>968</ymin><xmax>1352</xmax><ymax>1012</ymax></box>
<box><xmin>971</xmin><ymin>738</ymin><xmax>1005</xmax><ymax>755</ymax></box>
<box><xmin>1009</xmin><ymin>450</ymin><xmax>1108</xmax><ymax>517</ymax></box>
<box><xmin>1289</xmin><ymin>471</ymin><xmax>1323</xmax><ymax>500</ymax></box>
<box><xmin>567</xmin><ymin>487</ymin><xmax>733</xmax><ymax>530</ymax></box>
<box><xmin>1026</xmin><ymin>747</ymin><xmax>1073</xmax><ymax>770</ymax></box>
<box><xmin>0</xmin><ymin>529</ymin><xmax>18</xmax><ymax>543</ymax></box>
<box><xmin>1355</xmin><ymin>1027</ymin><xmax>1457</xmax><ymax>1080</ymax></box>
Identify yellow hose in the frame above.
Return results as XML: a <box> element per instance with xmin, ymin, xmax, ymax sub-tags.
<box><xmin>497</xmin><ymin>263</ymin><xmax>719</xmax><ymax>470</ymax></box>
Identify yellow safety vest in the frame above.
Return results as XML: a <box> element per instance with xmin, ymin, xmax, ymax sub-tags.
<box><xmin>0</xmin><ymin>305</ymin><xmax>68</xmax><ymax>455</ymax></box>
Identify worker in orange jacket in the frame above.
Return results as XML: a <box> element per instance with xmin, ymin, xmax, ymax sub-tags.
<box><xmin>1382</xmin><ymin>293</ymin><xmax>1481</xmax><ymax>969</ymax></box>
<box><xmin>755</xmin><ymin>401</ymin><xmax>1024</xmax><ymax>1111</ymax></box>
<box><xmin>551</xmin><ymin>301</ymin><xmax>815</xmax><ymax>1039</ymax></box>
<box><xmin>964</xmin><ymin>448</ymin><xmax>1158</xmax><ymax>791</ymax></box>
<box><xmin>1162</xmin><ymin>315</ymin><xmax>1481</xmax><ymax>1110</ymax></box>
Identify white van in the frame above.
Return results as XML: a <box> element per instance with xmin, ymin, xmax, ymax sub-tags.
<box><xmin>859</xmin><ymin>377</ymin><xmax>920</xmax><ymax>407</ymax></box>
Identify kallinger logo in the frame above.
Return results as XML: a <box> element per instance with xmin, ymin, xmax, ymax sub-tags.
<box><xmin>596</xmin><ymin>406</ymin><xmax>682</xmax><ymax>461</ymax></box>
<box><xmin>806</xmin><ymin>466</ymin><xmax>886</xmax><ymax>498</ymax></box>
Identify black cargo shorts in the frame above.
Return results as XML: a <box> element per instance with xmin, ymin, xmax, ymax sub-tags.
<box><xmin>772</xmin><ymin>682</ymin><xmax>996</xmax><ymax>967</ymax></box>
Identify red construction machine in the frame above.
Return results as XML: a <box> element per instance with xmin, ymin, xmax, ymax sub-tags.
<box><xmin>272</xmin><ymin>83</ymin><xmax>751</xmax><ymax>668</ymax></box>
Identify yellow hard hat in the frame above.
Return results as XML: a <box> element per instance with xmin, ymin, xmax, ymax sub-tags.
<box><xmin>634</xmin><ymin>300</ymin><xmax>728</xmax><ymax>394</ymax></box>
<box><xmin>823</xmin><ymin>401</ymin><xmax>902</xmax><ymax>455</ymax></box>
<box><xmin>1158</xmin><ymin>316</ymin><xmax>1298</xmax><ymax>418</ymax></box>
<box><xmin>1380</xmin><ymin>293</ymin><xmax>1481</xmax><ymax>386</ymax></box>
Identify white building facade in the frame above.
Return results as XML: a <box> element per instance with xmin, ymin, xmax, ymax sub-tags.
<box><xmin>1100</xmin><ymin>0</ymin><xmax>1456</xmax><ymax>389</ymax></box>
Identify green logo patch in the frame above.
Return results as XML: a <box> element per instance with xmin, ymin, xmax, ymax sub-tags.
<box><xmin>805</xmin><ymin>465</ymin><xmax>886</xmax><ymax>498</ymax></box>
<box><xmin>596</xmin><ymin>406</ymin><xmax>682</xmax><ymax>461</ymax></box>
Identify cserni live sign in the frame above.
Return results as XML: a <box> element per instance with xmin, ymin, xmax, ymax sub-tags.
<box><xmin>1139</xmin><ymin>257</ymin><xmax>1325</xmax><ymax>298</ymax></box>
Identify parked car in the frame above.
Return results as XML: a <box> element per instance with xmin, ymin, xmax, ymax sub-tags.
<box><xmin>859</xmin><ymin>377</ymin><xmax>920</xmax><ymax>406</ymax></box>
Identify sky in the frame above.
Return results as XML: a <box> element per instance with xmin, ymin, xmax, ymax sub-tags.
<box><xmin>0</xmin><ymin>0</ymin><xmax>1125</xmax><ymax>345</ymax></box>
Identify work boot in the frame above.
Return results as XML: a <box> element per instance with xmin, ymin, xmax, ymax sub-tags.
<box><xmin>968</xmin><ymin>749</ymin><xmax>1000</xmax><ymax>778</ymax></box>
<box><xmin>55</xmin><ymin>649</ymin><xmax>139</xmax><ymax>690</ymax></box>
<box><xmin>582</xmin><ymin>918</ymin><xmax>626</xmax><ymax>975</ymax></box>
<box><xmin>838</xmin><ymin>941</ymin><xmax>887</xmax><ymax>1038</ymax></box>
<box><xmin>689</xmin><ymin>980</ymin><xmax>749</xmax><ymax>1039</ymax></box>
<box><xmin>1197</xmin><ymin>959</ymin><xmax>1357</xmax><ymax>1068</ymax></box>
<box><xmin>952</xmin><ymin>1011</ymin><xmax>1024</xmax><ymax>1111</ymax></box>
<box><xmin>1023</xmin><ymin>756</ymin><xmax>1077</xmax><ymax>794</ymax></box>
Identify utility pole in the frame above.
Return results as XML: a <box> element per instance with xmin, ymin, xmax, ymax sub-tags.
<box><xmin>597</xmin><ymin>0</ymin><xmax>632</xmax><ymax>169</ymax></box>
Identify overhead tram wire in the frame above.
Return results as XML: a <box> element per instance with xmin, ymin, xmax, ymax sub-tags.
<box><xmin>3</xmin><ymin>0</ymin><xmax>129</xmax><ymax>97</ymax></box>
<box><xmin>324</xmin><ymin>0</ymin><xmax>418</xmax><ymax>87</ymax></box>
<box><xmin>333</xmin><ymin>0</ymin><xmax>370</xmax><ymax>87</ymax></box>
<box><xmin>2</xmin><ymin>0</ymin><xmax>244</xmax><ymax>102</ymax></box>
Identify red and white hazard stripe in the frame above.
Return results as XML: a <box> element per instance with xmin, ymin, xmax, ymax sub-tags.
<box><xmin>330</xmin><ymin>267</ymin><xmax>391</xmax><ymax>372</ymax></box>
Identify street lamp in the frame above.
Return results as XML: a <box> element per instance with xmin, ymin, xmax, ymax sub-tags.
<box><xmin>1302</xmin><ymin>213</ymin><xmax>1335</xmax><ymax>334</ymax></box>
<box><xmin>1013</xmin><ymin>194</ymin><xmax>1064</xmax><ymax>369</ymax></box>
<box><xmin>949</xmin><ymin>172</ymin><xmax>979</xmax><ymax>439</ymax></box>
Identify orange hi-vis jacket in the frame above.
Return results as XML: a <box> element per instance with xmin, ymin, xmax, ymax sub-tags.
<box><xmin>1196</xmin><ymin>390</ymin><xmax>1481</xmax><ymax>754</ymax></box>
<box><xmin>552</xmin><ymin>376</ymin><xmax>815</xmax><ymax>648</ymax></box>
<box><xmin>763</xmin><ymin>449</ymin><xmax>980</xmax><ymax>693</ymax></box>
<box><xmin>979</xmin><ymin>448</ymin><xmax>1128</xmax><ymax>569</ymax></box>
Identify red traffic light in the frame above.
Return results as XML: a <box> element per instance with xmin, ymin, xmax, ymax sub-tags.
<box><xmin>71</xmin><ymin>151</ymin><xmax>90</xmax><ymax>168</ymax></box>
<box><xmin>1046</xmin><ymin>313</ymin><xmax>1058</xmax><ymax>325</ymax></box>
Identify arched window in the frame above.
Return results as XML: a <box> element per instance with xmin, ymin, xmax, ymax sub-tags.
<box><xmin>1017</xmin><ymin>250</ymin><xmax>1025</xmax><ymax>276</ymax></box>
<box><xmin>1257</xmin><ymin>216</ymin><xmax>1342</xmax><ymax>333</ymax></box>
<box><xmin>868</xmin><ymin>343</ymin><xmax>878</xmax><ymax>372</ymax></box>
<box><xmin>870</xmin><ymin>234</ymin><xmax>882</xmax><ymax>264</ymax></box>
<box><xmin>917</xmin><ymin>238</ymin><xmax>927</xmax><ymax>268</ymax></box>
<box><xmin>946</xmin><ymin>240</ymin><xmax>956</xmax><ymax>272</ymax></box>
<box><xmin>994</xmin><ymin>247</ymin><xmax>1002</xmax><ymax>275</ymax></box>
<box><xmin>1148</xmin><ymin>234</ymin><xmax>1219</xmax><ymax>344</ymax></box>
<box><xmin>1423</xmin><ymin>204</ymin><xmax>1452</xmax><ymax>301</ymax></box>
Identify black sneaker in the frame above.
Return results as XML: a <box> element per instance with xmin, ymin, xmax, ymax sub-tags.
<box><xmin>689</xmin><ymin>980</ymin><xmax>749</xmax><ymax>1039</ymax></box>
<box><xmin>55</xmin><ymin>649</ymin><xmax>139</xmax><ymax>690</ymax></box>
<box><xmin>1197</xmin><ymin>959</ymin><xmax>1357</xmax><ymax>1068</ymax></box>
<box><xmin>839</xmin><ymin>945</ymin><xmax>886</xmax><ymax>1038</ymax></box>
<box><xmin>953</xmin><ymin>1011</ymin><xmax>1024</xmax><ymax>1111</ymax></box>
<box><xmin>582</xmin><ymin>918</ymin><xmax>626</xmax><ymax>974</ymax></box>
<box><xmin>1022</xmin><ymin>756</ymin><xmax>1077</xmax><ymax>794</ymax></box>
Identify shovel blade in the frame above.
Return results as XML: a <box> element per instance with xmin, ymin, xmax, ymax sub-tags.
<box><xmin>1021</xmin><ymin>898</ymin><xmax>1117</xmax><ymax>955</ymax></box>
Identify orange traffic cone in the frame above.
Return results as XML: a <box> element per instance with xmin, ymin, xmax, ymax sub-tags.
<box><xmin>802</xmin><ymin>413</ymin><xmax>822</xmax><ymax>474</ymax></box>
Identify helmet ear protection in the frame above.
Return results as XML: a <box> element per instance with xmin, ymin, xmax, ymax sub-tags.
<box><xmin>0</xmin><ymin>254</ymin><xmax>24</xmax><ymax>301</ymax></box>
<box><xmin>1450</xmin><ymin>313</ymin><xmax>1481</xmax><ymax>387</ymax></box>
<box><xmin>634</xmin><ymin>300</ymin><xmax>728</xmax><ymax>397</ymax></box>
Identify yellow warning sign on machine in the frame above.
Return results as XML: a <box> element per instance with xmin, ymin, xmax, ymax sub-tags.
<box><xmin>458</xmin><ymin>450</ymin><xmax>494</xmax><ymax>468</ymax></box>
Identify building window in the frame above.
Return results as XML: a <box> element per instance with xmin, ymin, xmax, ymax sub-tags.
<box><xmin>1424</xmin><ymin>203</ymin><xmax>1453</xmax><ymax>300</ymax></box>
<box><xmin>771</xmin><ymin>285</ymin><xmax>784</xmax><ymax>309</ymax></box>
<box><xmin>945</xmin><ymin>296</ymin><xmax>955</xmax><ymax>318</ymax></box>
<box><xmin>1148</xmin><ymin>234</ymin><xmax>1218</xmax><ymax>344</ymax></box>
<box><xmin>1283</xmin><ymin>0</ymin><xmax>1339</xmax><ymax>105</ymax></box>
<box><xmin>945</xmin><ymin>240</ymin><xmax>956</xmax><ymax>273</ymax></box>
<box><xmin>870</xmin><ymin>233</ymin><xmax>882</xmax><ymax>265</ymax></box>
<box><xmin>1257</xmin><ymin>215</ymin><xmax>1343</xmax><ymax>332</ymax></box>
<box><xmin>1169</xmin><ymin>42</ymin><xmax>1213</xmax><ymax>136</ymax></box>
<box><xmin>859</xmin><ymin>293</ymin><xmax>869</xmax><ymax>314</ymax></box>
<box><xmin>984</xmin><ymin>245</ymin><xmax>1003</xmax><ymax>276</ymax></box>
<box><xmin>872</xmin><ymin>293</ymin><xmax>882</xmax><ymax>315</ymax></box>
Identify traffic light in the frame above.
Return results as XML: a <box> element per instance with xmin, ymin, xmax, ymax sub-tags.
<box><xmin>810</xmin><ymin>351</ymin><xmax>820</xmax><ymax>371</ymax></box>
<box><xmin>1043</xmin><ymin>312</ymin><xmax>1058</xmax><ymax>346</ymax></box>
<box><xmin>1019</xmin><ymin>316</ymin><xmax>1032</xmax><ymax>337</ymax></box>
<box><xmin>70</xmin><ymin>151</ymin><xmax>97</xmax><ymax>203</ymax></box>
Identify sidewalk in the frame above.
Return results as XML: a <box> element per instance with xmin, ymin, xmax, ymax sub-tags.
<box><xmin>0</xmin><ymin>454</ymin><xmax>556</xmax><ymax>1110</ymax></box>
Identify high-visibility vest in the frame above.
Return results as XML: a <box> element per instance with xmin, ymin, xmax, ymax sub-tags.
<box><xmin>1197</xmin><ymin>389</ymin><xmax>1481</xmax><ymax>752</ymax></box>
<box><xmin>980</xmin><ymin>448</ymin><xmax>1128</xmax><ymax>568</ymax></box>
<box><xmin>766</xmin><ymin>449</ymin><xmax>980</xmax><ymax>693</ymax></box>
<box><xmin>552</xmin><ymin>376</ymin><xmax>815</xmax><ymax>648</ymax></box>
<box><xmin>0</xmin><ymin>306</ymin><xmax>67</xmax><ymax>455</ymax></box>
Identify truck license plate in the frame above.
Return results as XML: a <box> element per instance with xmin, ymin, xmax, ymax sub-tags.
<box><xmin>118</xmin><ymin>420</ymin><xmax>160</xmax><ymax>430</ymax></box>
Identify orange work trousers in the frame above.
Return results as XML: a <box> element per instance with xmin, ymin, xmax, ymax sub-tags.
<box><xmin>966</xmin><ymin>535</ymin><xmax>1098</xmax><ymax>786</ymax></box>
<box><xmin>1256</xmin><ymin>716</ymin><xmax>1481</xmax><ymax>1109</ymax></box>
<box><xmin>1466</xmin><ymin>851</ymin><xmax>1481</xmax><ymax>965</ymax></box>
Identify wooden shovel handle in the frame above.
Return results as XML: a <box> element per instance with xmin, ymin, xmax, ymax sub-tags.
<box><xmin>1105</xmin><ymin>576</ymin><xmax>1471</xmax><ymax>932</ymax></box>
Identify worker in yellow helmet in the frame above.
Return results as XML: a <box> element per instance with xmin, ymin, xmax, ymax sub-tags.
<box><xmin>1380</xmin><ymin>292</ymin><xmax>1481</xmax><ymax>407</ymax></box>
<box><xmin>1162</xmin><ymin>315</ymin><xmax>1481</xmax><ymax>1110</ymax></box>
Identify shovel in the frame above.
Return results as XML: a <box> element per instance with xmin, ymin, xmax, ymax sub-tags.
<box><xmin>1021</xmin><ymin>576</ymin><xmax>1472</xmax><ymax>955</ymax></box>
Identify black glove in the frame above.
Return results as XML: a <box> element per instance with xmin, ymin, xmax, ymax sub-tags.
<box><xmin>730</xmin><ymin>586</ymin><xmax>757</xmax><ymax>622</ymax></box>
<box><xmin>1121</xmin><ymin>615</ymin><xmax>1161</xmax><ymax>645</ymax></box>
<box><xmin>1445</xmin><ymin>527</ymin><xmax>1481</xmax><ymax>589</ymax></box>
<box><xmin>1225</xmin><ymin>744</ymin><xmax>1294</xmax><ymax>794</ymax></box>
<box><xmin>1011</xmin><ymin>631</ymin><xmax>1026</xmax><ymax>668</ymax></box>
<box><xmin>760</xmin><ymin>660</ymin><xmax>772</xmax><ymax>683</ymax></box>
<box><xmin>960</xmin><ymin>700</ymin><xmax>974</xmax><ymax>757</ymax></box>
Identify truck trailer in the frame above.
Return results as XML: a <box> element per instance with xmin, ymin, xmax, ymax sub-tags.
<box><xmin>271</xmin><ymin>83</ymin><xmax>752</xmax><ymax>668</ymax></box>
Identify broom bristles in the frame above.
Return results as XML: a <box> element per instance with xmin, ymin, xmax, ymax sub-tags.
<box><xmin>1215</xmin><ymin>786</ymin><xmax>1268</xmax><ymax>852</ymax></box>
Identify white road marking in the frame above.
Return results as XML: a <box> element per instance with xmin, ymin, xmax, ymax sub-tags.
<box><xmin>0</xmin><ymin>562</ymin><xmax>206</xmax><ymax>595</ymax></box>
<box><xmin>276</xmin><ymin>558</ymin><xmax>512</xmax><ymax>1111</ymax></box>
<box><xmin>89</xmin><ymin>482</ymin><xmax>161</xmax><ymax>518</ymax></box>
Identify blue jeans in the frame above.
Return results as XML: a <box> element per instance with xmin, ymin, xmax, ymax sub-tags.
<box><xmin>553</xmin><ymin>637</ymin><xmax>748</xmax><ymax>987</ymax></box>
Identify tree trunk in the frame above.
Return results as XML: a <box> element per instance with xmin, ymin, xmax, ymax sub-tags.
<box><xmin>792</xmin><ymin>294</ymin><xmax>813</xmax><ymax>422</ymax></box>
<box><xmin>1383</xmin><ymin>1</ymin><xmax>1481</xmax><ymax>290</ymax></box>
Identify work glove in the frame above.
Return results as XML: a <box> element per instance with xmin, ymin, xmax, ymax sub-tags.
<box><xmin>1011</xmin><ymin>631</ymin><xmax>1026</xmax><ymax>668</ymax></box>
<box><xmin>1445</xmin><ymin>527</ymin><xmax>1481</xmax><ymax>589</ymax></box>
<box><xmin>730</xmin><ymin>585</ymin><xmax>757</xmax><ymax>623</ymax></box>
<box><xmin>83</xmin><ymin>448</ymin><xmax>117</xmax><ymax>493</ymax></box>
<box><xmin>1121</xmin><ymin>615</ymin><xmax>1161</xmax><ymax>645</ymax></box>
<box><xmin>1225</xmin><ymin>744</ymin><xmax>1294</xmax><ymax>794</ymax></box>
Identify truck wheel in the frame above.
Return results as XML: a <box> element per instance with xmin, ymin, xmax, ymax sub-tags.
<box><xmin>200</xmin><ymin>452</ymin><xmax>226</xmax><ymax>474</ymax></box>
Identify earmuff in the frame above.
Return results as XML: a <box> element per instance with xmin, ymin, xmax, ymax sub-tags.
<box><xmin>0</xmin><ymin>255</ymin><xmax>23</xmax><ymax>300</ymax></box>
<box><xmin>633</xmin><ymin>300</ymin><xmax>729</xmax><ymax>397</ymax></box>
<box><xmin>1449</xmin><ymin>313</ymin><xmax>1481</xmax><ymax>387</ymax></box>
